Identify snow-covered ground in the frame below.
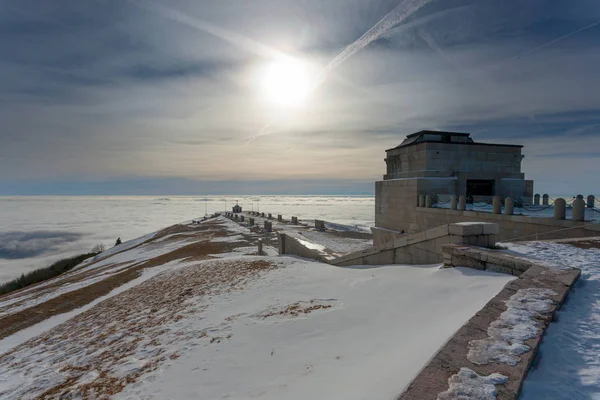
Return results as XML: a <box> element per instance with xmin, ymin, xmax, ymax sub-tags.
<box><xmin>0</xmin><ymin>215</ymin><xmax>515</xmax><ymax>399</ymax></box>
<box><xmin>505</xmin><ymin>240</ymin><xmax>600</xmax><ymax>399</ymax></box>
<box><xmin>115</xmin><ymin>261</ymin><xmax>513</xmax><ymax>400</ymax></box>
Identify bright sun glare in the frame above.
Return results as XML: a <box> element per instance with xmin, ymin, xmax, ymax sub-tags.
<box><xmin>260</xmin><ymin>58</ymin><xmax>313</xmax><ymax>108</ymax></box>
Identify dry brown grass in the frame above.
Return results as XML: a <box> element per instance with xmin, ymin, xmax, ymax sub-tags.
<box><xmin>0</xmin><ymin>220</ymin><xmax>249</xmax><ymax>340</ymax></box>
<box><xmin>0</xmin><ymin>258</ymin><xmax>277</xmax><ymax>399</ymax></box>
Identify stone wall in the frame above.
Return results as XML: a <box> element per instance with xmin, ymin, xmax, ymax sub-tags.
<box><xmin>330</xmin><ymin>222</ymin><xmax>498</xmax><ymax>267</ymax></box>
<box><xmin>385</xmin><ymin>142</ymin><xmax>525</xmax><ymax>180</ymax></box>
<box><xmin>376</xmin><ymin>182</ymin><xmax>600</xmax><ymax>242</ymax></box>
<box><xmin>413</xmin><ymin>207</ymin><xmax>600</xmax><ymax>241</ymax></box>
<box><xmin>277</xmin><ymin>233</ymin><xmax>331</xmax><ymax>263</ymax></box>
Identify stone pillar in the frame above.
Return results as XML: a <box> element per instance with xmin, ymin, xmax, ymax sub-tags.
<box><xmin>425</xmin><ymin>195</ymin><xmax>432</xmax><ymax>208</ymax></box>
<box><xmin>418</xmin><ymin>194</ymin><xmax>425</xmax><ymax>208</ymax></box>
<box><xmin>493</xmin><ymin>196</ymin><xmax>502</xmax><ymax>214</ymax></box>
<box><xmin>234</xmin><ymin>214</ymin><xmax>238</xmax><ymax>220</ymax></box>
<box><xmin>448</xmin><ymin>222</ymin><xmax>499</xmax><ymax>249</ymax></box>
<box><xmin>240</xmin><ymin>216</ymin><xmax>245</xmax><ymax>222</ymax></box>
<box><xmin>268</xmin><ymin>213</ymin><xmax>272</xmax><ymax>219</ymax></box>
<box><xmin>291</xmin><ymin>216</ymin><xmax>298</xmax><ymax>225</ymax></box>
<box><xmin>261</xmin><ymin>212</ymin><xmax>265</xmax><ymax>217</ymax></box>
<box><xmin>505</xmin><ymin>197</ymin><xmax>514</xmax><ymax>215</ymax></box>
<box><xmin>542</xmin><ymin>194</ymin><xmax>549</xmax><ymax>206</ymax></box>
<box><xmin>258</xmin><ymin>239</ymin><xmax>263</xmax><ymax>255</ymax></box>
<box><xmin>572</xmin><ymin>197</ymin><xmax>585</xmax><ymax>222</ymax></box>
<box><xmin>587</xmin><ymin>195</ymin><xmax>595</xmax><ymax>208</ymax></box>
<box><xmin>315</xmin><ymin>220</ymin><xmax>325</xmax><ymax>231</ymax></box>
<box><xmin>264</xmin><ymin>221</ymin><xmax>272</xmax><ymax>232</ymax></box>
<box><xmin>554</xmin><ymin>198</ymin><xmax>566</xmax><ymax>220</ymax></box>
<box><xmin>458</xmin><ymin>195</ymin><xmax>466</xmax><ymax>211</ymax></box>
<box><xmin>277</xmin><ymin>214</ymin><xmax>283</xmax><ymax>222</ymax></box>
<box><xmin>534</xmin><ymin>194</ymin><xmax>540</xmax><ymax>206</ymax></box>
<box><xmin>450</xmin><ymin>195</ymin><xmax>457</xmax><ymax>210</ymax></box>
<box><xmin>249</xmin><ymin>218</ymin><xmax>255</xmax><ymax>226</ymax></box>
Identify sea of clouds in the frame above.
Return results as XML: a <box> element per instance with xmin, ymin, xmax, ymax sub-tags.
<box><xmin>0</xmin><ymin>196</ymin><xmax>374</xmax><ymax>283</ymax></box>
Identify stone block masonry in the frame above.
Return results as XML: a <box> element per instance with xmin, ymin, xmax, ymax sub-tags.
<box><xmin>329</xmin><ymin>222</ymin><xmax>498</xmax><ymax>267</ymax></box>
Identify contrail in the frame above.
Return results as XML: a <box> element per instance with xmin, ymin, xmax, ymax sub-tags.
<box><xmin>511</xmin><ymin>19</ymin><xmax>600</xmax><ymax>61</ymax></box>
<box><xmin>323</xmin><ymin>0</ymin><xmax>435</xmax><ymax>75</ymax></box>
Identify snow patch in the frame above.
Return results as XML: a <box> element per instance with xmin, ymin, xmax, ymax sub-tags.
<box><xmin>437</xmin><ymin>368</ymin><xmax>508</xmax><ymax>400</ymax></box>
<box><xmin>468</xmin><ymin>288</ymin><xmax>557</xmax><ymax>366</ymax></box>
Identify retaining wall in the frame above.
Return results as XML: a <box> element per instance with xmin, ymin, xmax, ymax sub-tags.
<box><xmin>330</xmin><ymin>222</ymin><xmax>498</xmax><ymax>267</ymax></box>
<box><xmin>277</xmin><ymin>233</ymin><xmax>332</xmax><ymax>263</ymax></box>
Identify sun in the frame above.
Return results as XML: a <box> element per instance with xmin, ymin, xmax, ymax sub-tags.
<box><xmin>260</xmin><ymin>57</ymin><xmax>314</xmax><ymax>108</ymax></box>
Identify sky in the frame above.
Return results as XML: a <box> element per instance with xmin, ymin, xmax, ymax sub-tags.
<box><xmin>1</xmin><ymin>0</ymin><xmax>600</xmax><ymax>195</ymax></box>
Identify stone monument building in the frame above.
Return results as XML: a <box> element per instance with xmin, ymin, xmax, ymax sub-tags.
<box><xmin>376</xmin><ymin>130</ymin><xmax>533</xmax><ymax>233</ymax></box>
<box><xmin>232</xmin><ymin>203</ymin><xmax>242</xmax><ymax>213</ymax></box>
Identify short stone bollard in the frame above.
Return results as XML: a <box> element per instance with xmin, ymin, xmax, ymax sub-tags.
<box><xmin>542</xmin><ymin>194</ymin><xmax>549</xmax><ymax>206</ymax></box>
<box><xmin>588</xmin><ymin>195</ymin><xmax>596</xmax><ymax>209</ymax></box>
<box><xmin>418</xmin><ymin>194</ymin><xmax>425</xmax><ymax>208</ymax></box>
<box><xmin>257</xmin><ymin>239</ymin><xmax>263</xmax><ymax>255</ymax></box>
<box><xmin>291</xmin><ymin>216</ymin><xmax>298</xmax><ymax>225</ymax></box>
<box><xmin>572</xmin><ymin>197</ymin><xmax>585</xmax><ymax>222</ymax></box>
<box><xmin>493</xmin><ymin>196</ymin><xmax>502</xmax><ymax>214</ymax></box>
<box><xmin>554</xmin><ymin>198</ymin><xmax>566</xmax><ymax>220</ymax></box>
<box><xmin>576</xmin><ymin>194</ymin><xmax>584</xmax><ymax>200</ymax></box>
<box><xmin>315</xmin><ymin>220</ymin><xmax>325</xmax><ymax>231</ymax></box>
<box><xmin>534</xmin><ymin>194</ymin><xmax>540</xmax><ymax>206</ymax></box>
<box><xmin>505</xmin><ymin>197</ymin><xmax>514</xmax><ymax>215</ymax></box>
<box><xmin>249</xmin><ymin>218</ymin><xmax>255</xmax><ymax>226</ymax></box>
<box><xmin>425</xmin><ymin>195</ymin><xmax>432</xmax><ymax>208</ymax></box>
<box><xmin>240</xmin><ymin>216</ymin><xmax>245</xmax><ymax>222</ymax></box>
<box><xmin>234</xmin><ymin>214</ymin><xmax>238</xmax><ymax>220</ymax></box>
<box><xmin>264</xmin><ymin>221</ymin><xmax>272</xmax><ymax>232</ymax></box>
<box><xmin>450</xmin><ymin>195</ymin><xmax>457</xmax><ymax>210</ymax></box>
<box><xmin>268</xmin><ymin>213</ymin><xmax>273</xmax><ymax>219</ymax></box>
<box><xmin>261</xmin><ymin>212</ymin><xmax>265</xmax><ymax>217</ymax></box>
<box><xmin>278</xmin><ymin>214</ymin><xmax>283</xmax><ymax>222</ymax></box>
<box><xmin>458</xmin><ymin>195</ymin><xmax>466</xmax><ymax>211</ymax></box>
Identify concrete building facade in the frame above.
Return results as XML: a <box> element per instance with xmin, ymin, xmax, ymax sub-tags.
<box><xmin>376</xmin><ymin>130</ymin><xmax>534</xmax><ymax>234</ymax></box>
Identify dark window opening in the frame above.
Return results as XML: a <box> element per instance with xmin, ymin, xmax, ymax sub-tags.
<box><xmin>466</xmin><ymin>180</ymin><xmax>495</xmax><ymax>203</ymax></box>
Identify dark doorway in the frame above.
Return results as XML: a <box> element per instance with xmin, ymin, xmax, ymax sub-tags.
<box><xmin>466</xmin><ymin>180</ymin><xmax>495</xmax><ymax>203</ymax></box>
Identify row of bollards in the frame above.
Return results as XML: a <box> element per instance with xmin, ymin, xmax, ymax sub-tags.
<box><xmin>535</xmin><ymin>194</ymin><xmax>595</xmax><ymax>208</ymax></box>
<box><xmin>418</xmin><ymin>194</ymin><xmax>588</xmax><ymax>221</ymax></box>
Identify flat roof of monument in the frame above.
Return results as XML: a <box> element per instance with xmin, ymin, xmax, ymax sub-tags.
<box><xmin>406</xmin><ymin>130</ymin><xmax>470</xmax><ymax>138</ymax></box>
<box><xmin>386</xmin><ymin>130</ymin><xmax>523</xmax><ymax>151</ymax></box>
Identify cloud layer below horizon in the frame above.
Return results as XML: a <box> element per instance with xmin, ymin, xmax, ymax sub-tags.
<box><xmin>2</xmin><ymin>0</ymin><xmax>600</xmax><ymax>194</ymax></box>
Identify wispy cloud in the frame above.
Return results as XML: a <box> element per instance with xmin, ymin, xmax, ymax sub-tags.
<box><xmin>1</xmin><ymin>0</ymin><xmax>600</xmax><ymax>194</ymax></box>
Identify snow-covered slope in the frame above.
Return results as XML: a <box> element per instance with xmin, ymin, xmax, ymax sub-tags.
<box><xmin>0</xmin><ymin>216</ymin><xmax>514</xmax><ymax>399</ymax></box>
<box><xmin>117</xmin><ymin>260</ymin><xmax>513</xmax><ymax>400</ymax></box>
<box><xmin>507</xmin><ymin>240</ymin><xmax>600</xmax><ymax>399</ymax></box>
